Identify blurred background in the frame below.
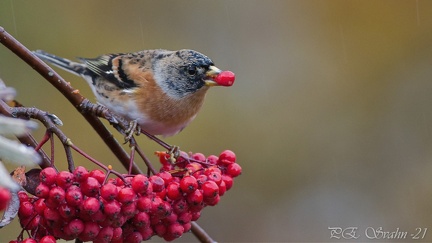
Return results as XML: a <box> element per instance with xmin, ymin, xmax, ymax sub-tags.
<box><xmin>1</xmin><ymin>0</ymin><xmax>432</xmax><ymax>242</ymax></box>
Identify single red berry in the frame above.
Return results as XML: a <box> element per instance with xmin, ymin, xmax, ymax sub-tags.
<box><xmin>81</xmin><ymin>177</ymin><xmax>100</xmax><ymax>197</ymax></box>
<box><xmin>78</xmin><ymin>221</ymin><xmax>100</xmax><ymax>242</ymax></box>
<box><xmin>189</xmin><ymin>202</ymin><xmax>205</xmax><ymax>213</ymax></box>
<box><xmin>117</xmin><ymin>187</ymin><xmax>136</xmax><ymax>204</ymax></box>
<box><xmin>180</xmin><ymin>176</ymin><xmax>198</xmax><ymax>194</ymax></box>
<box><xmin>22</xmin><ymin>238</ymin><xmax>37</xmax><ymax>243</ymax></box>
<box><xmin>18</xmin><ymin>201</ymin><xmax>34</xmax><ymax>218</ymax></box>
<box><xmin>136</xmin><ymin>196</ymin><xmax>152</xmax><ymax>212</ymax></box>
<box><xmin>194</xmin><ymin>174</ymin><xmax>207</xmax><ymax>187</ymax></box>
<box><xmin>40</xmin><ymin>167</ymin><xmax>58</xmax><ymax>186</ymax></box>
<box><xmin>43</xmin><ymin>207</ymin><xmax>60</xmax><ymax>222</ymax></box>
<box><xmin>222</xmin><ymin>174</ymin><xmax>234</xmax><ymax>190</ymax></box>
<box><xmin>172</xmin><ymin>199</ymin><xmax>188</xmax><ymax>214</ymax></box>
<box><xmin>218</xmin><ymin>150</ymin><xmax>236</xmax><ymax>165</ymax></box>
<box><xmin>121</xmin><ymin>201</ymin><xmax>138</xmax><ymax>218</ymax></box>
<box><xmin>186</xmin><ymin>189</ymin><xmax>203</xmax><ymax>206</ymax></box>
<box><xmin>214</xmin><ymin>70</ymin><xmax>235</xmax><ymax>86</ymax></box>
<box><xmin>154</xmin><ymin>223</ymin><xmax>167</xmax><ymax>237</ymax></box>
<box><xmin>161</xmin><ymin>164</ymin><xmax>175</xmax><ymax>172</ymax></box>
<box><xmin>65</xmin><ymin>188</ymin><xmax>83</xmax><ymax>207</ymax></box>
<box><xmin>112</xmin><ymin>227</ymin><xmax>123</xmax><ymax>241</ymax></box>
<box><xmin>93</xmin><ymin>210</ymin><xmax>107</xmax><ymax>224</ymax></box>
<box><xmin>131</xmin><ymin>174</ymin><xmax>149</xmax><ymax>194</ymax></box>
<box><xmin>192</xmin><ymin>152</ymin><xmax>206</xmax><ymax>162</ymax></box>
<box><xmin>110</xmin><ymin>214</ymin><xmax>127</xmax><ymax>228</ymax></box>
<box><xmin>44</xmin><ymin>197</ymin><xmax>59</xmax><ymax>209</ymax></box>
<box><xmin>206</xmin><ymin>171</ymin><xmax>222</xmax><ymax>185</ymax></box>
<box><xmin>149</xmin><ymin>175</ymin><xmax>165</xmax><ymax>192</ymax></box>
<box><xmin>138</xmin><ymin>226</ymin><xmax>154</xmax><ymax>240</ymax></box>
<box><xmin>185</xmin><ymin>162</ymin><xmax>202</xmax><ymax>175</ymax></box>
<box><xmin>178</xmin><ymin>212</ymin><xmax>192</xmax><ymax>224</ymax></box>
<box><xmin>158</xmin><ymin>171</ymin><xmax>173</xmax><ymax>186</ymax></box>
<box><xmin>183</xmin><ymin>222</ymin><xmax>192</xmax><ymax>232</ymax></box>
<box><xmin>35</xmin><ymin>183</ymin><xmax>50</xmax><ymax>198</ymax></box>
<box><xmin>100</xmin><ymin>183</ymin><xmax>118</xmax><ymax>201</ymax></box>
<box><xmin>95</xmin><ymin>226</ymin><xmax>114</xmax><ymax>243</ymax></box>
<box><xmin>166</xmin><ymin>182</ymin><xmax>182</xmax><ymax>200</ymax></box>
<box><xmin>132</xmin><ymin>211</ymin><xmax>150</xmax><ymax>228</ymax></box>
<box><xmin>17</xmin><ymin>190</ymin><xmax>28</xmax><ymax>202</ymax></box>
<box><xmin>156</xmin><ymin>151</ymin><xmax>170</xmax><ymax>166</ymax></box>
<box><xmin>162</xmin><ymin>212</ymin><xmax>178</xmax><ymax>224</ymax></box>
<box><xmin>67</xmin><ymin>218</ymin><xmax>85</xmax><ymax>236</ymax></box>
<box><xmin>201</xmin><ymin>181</ymin><xmax>219</xmax><ymax>199</ymax></box>
<box><xmin>206</xmin><ymin>155</ymin><xmax>219</xmax><ymax>165</ymax></box>
<box><xmin>205</xmin><ymin>194</ymin><xmax>221</xmax><ymax>206</ymax></box>
<box><xmin>174</xmin><ymin>151</ymin><xmax>189</xmax><ymax>168</ymax></box>
<box><xmin>206</xmin><ymin>166</ymin><xmax>222</xmax><ymax>175</ymax></box>
<box><xmin>0</xmin><ymin>187</ymin><xmax>11</xmax><ymax>211</ymax></box>
<box><xmin>56</xmin><ymin>171</ymin><xmax>75</xmax><ymax>189</ymax></box>
<box><xmin>26</xmin><ymin>214</ymin><xmax>40</xmax><ymax>230</ymax></box>
<box><xmin>48</xmin><ymin>186</ymin><xmax>65</xmax><ymax>204</ymax></box>
<box><xmin>156</xmin><ymin>188</ymin><xmax>167</xmax><ymax>199</ymax></box>
<box><xmin>39</xmin><ymin>235</ymin><xmax>56</xmax><ymax>243</ymax></box>
<box><xmin>73</xmin><ymin>166</ymin><xmax>89</xmax><ymax>182</ymax></box>
<box><xmin>89</xmin><ymin>169</ymin><xmax>106</xmax><ymax>184</ymax></box>
<box><xmin>156</xmin><ymin>200</ymin><xmax>173</xmax><ymax>219</ymax></box>
<box><xmin>227</xmin><ymin>163</ymin><xmax>242</xmax><ymax>177</ymax></box>
<box><xmin>124</xmin><ymin>231</ymin><xmax>143</xmax><ymax>243</ymax></box>
<box><xmin>219</xmin><ymin>180</ymin><xmax>227</xmax><ymax>196</ymax></box>
<box><xmin>102</xmin><ymin>199</ymin><xmax>121</xmax><ymax>218</ymax></box>
<box><xmin>59</xmin><ymin>203</ymin><xmax>76</xmax><ymax>219</ymax></box>
<box><xmin>166</xmin><ymin>222</ymin><xmax>184</xmax><ymax>240</ymax></box>
<box><xmin>34</xmin><ymin>198</ymin><xmax>46</xmax><ymax>215</ymax></box>
<box><xmin>39</xmin><ymin>235</ymin><xmax>57</xmax><ymax>243</ymax></box>
<box><xmin>81</xmin><ymin>197</ymin><xmax>100</xmax><ymax>215</ymax></box>
<box><xmin>191</xmin><ymin>211</ymin><xmax>201</xmax><ymax>221</ymax></box>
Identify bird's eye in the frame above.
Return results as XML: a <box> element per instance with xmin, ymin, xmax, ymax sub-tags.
<box><xmin>187</xmin><ymin>66</ymin><xmax>197</xmax><ymax>76</ymax></box>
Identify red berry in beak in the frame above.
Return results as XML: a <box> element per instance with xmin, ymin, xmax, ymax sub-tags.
<box><xmin>215</xmin><ymin>71</ymin><xmax>235</xmax><ymax>86</ymax></box>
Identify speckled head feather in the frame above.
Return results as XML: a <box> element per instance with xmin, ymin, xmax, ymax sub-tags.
<box><xmin>152</xmin><ymin>49</ymin><xmax>214</xmax><ymax>99</ymax></box>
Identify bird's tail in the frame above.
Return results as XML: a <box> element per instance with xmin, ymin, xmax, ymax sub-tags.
<box><xmin>33</xmin><ymin>50</ymin><xmax>86</xmax><ymax>76</ymax></box>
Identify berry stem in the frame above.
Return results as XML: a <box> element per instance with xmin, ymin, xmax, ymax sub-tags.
<box><xmin>128</xmin><ymin>144</ymin><xmax>136</xmax><ymax>175</ymax></box>
<box><xmin>130</xmin><ymin>137</ymin><xmax>157</xmax><ymax>175</ymax></box>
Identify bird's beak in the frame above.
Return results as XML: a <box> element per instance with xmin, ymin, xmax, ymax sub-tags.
<box><xmin>204</xmin><ymin>66</ymin><xmax>222</xmax><ymax>86</ymax></box>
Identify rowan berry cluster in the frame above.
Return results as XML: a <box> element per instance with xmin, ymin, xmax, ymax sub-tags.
<box><xmin>14</xmin><ymin>150</ymin><xmax>241</xmax><ymax>242</ymax></box>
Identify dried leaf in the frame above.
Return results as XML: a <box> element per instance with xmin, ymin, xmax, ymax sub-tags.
<box><xmin>23</xmin><ymin>168</ymin><xmax>41</xmax><ymax>195</ymax></box>
<box><xmin>0</xmin><ymin>189</ymin><xmax>19</xmax><ymax>228</ymax></box>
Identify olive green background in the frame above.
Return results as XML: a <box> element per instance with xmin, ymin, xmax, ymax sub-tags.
<box><xmin>2</xmin><ymin>0</ymin><xmax>432</xmax><ymax>242</ymax></box>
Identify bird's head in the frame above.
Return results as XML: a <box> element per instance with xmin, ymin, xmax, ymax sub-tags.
<box><xmin>153</xmin><ymin>49</ymin><xmax>235</xmax><ymax>99</ymax></box>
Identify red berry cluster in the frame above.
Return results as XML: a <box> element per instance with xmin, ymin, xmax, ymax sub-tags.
<box><xmin>15</xmin><ymin>150</ymin><xmax>241</xmax><ymax>242</ymax></box>
<box><xmin>0</xmin><ymin>186</ymin><xmax>12</xmax><ymax>211</ymax></box>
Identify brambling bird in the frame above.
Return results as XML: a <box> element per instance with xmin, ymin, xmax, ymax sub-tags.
<box><xmin>33</xmin><ymin>49</ymin><xmax>235</xmax><ymax>137</ymax></box>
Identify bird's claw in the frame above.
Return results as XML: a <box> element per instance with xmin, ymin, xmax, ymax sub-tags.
<box><xmin>167</xmin><ymin>145</ymin><xmax>180</xmax><ymax>163</ymax></box>
<box><xmin>124</xmin><ymin>120</ymin><xmax>141</xmax><ymax>143</ymax></box>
